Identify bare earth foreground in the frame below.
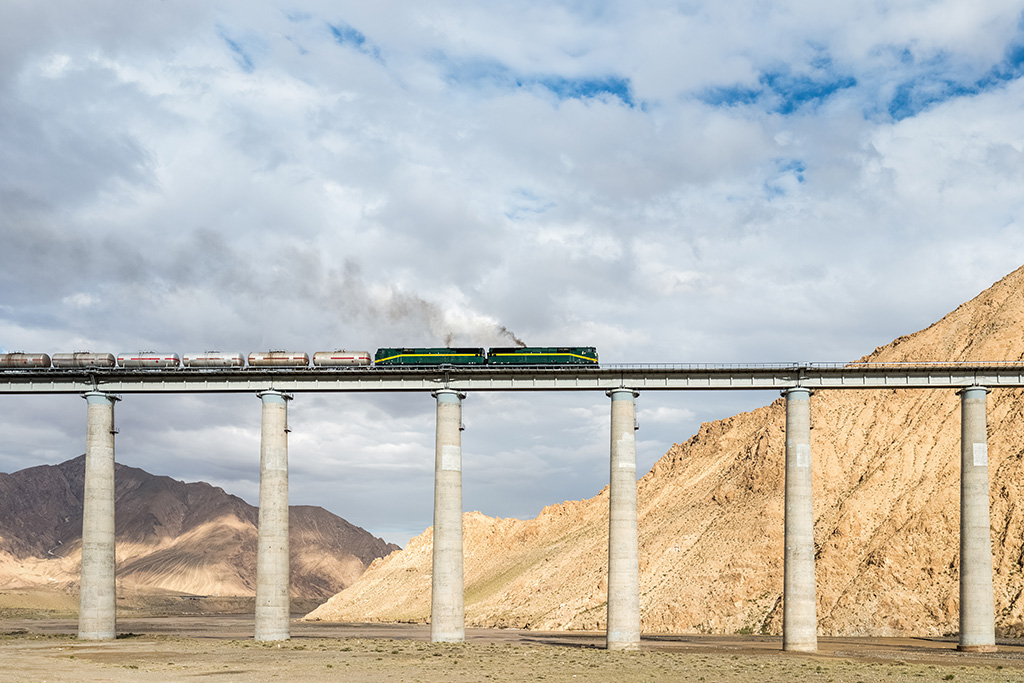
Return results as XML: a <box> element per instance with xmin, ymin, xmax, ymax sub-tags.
<box><xmin>3</xmin><ymin>608</ymin><xmax>1024</xmax><ymax>682</ymax></box>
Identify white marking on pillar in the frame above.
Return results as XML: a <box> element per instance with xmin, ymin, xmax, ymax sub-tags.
<box><xmin>431</xmin><ymin>389</ymin><xmax>465</xmax><ymax>643</ymax></box>
<box><xmin>958</xmin><ymin>386</ymin><xmax>996</xmax><ymax>652</ymax></box>
<box><xmin>783</xmin><ymin>387</ymin><xmax>816</xmax><ymax>652</ymax></box>
<box><xmin>255</xmin><ymin>390</ymin><xmax>292</xmax><ymax>641</ymax></box>
<box><xmin>607</xmin><ymin>388</ymin><xmax>640</xmax><ymax>651</ymax></box>
<box><xmin>79</xmin><ymin>390</ymin><xmax>119</xmax><ymax>641</ymax></box>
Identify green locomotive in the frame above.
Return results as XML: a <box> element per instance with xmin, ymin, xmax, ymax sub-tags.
<box><xmin>486</xmin><ymin>347</ymin><xmax>598</xmax><ymax>365</ymax></box>
<box><xmin>374</xmin><ymin>348</ymin><xmax>487</xmax><ymax>365</ymax></box>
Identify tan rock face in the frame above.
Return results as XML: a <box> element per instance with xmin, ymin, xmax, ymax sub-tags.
<box><xmin>307</xmin><ymin>265</ymin><xmax>1024</xmax><ymax>636</ymax></box>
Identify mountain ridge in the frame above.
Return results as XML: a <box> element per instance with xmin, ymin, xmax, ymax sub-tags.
<box><xmin>0</xmin><ymin>455</ymin><xmax>399</xmax><ymax>599</ymax></box>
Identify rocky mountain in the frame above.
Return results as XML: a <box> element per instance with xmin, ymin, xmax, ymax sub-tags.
<box><xmin>0</xmin><ymin>456</ymin><xmax>399</xmax><ymax>599</ymax></box>
<box><xmin>307</xmin><ymin>265</ymin><xmax>1024</xmax><ymax>636</ymax></box>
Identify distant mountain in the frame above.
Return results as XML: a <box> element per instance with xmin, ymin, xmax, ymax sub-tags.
<box><xmin>309</xmin><ymin>265</ymin><xmax>1024</xmax><ymax>637</ymax></box>
<box><xmin>0</xmin><ymin>456</ymin><xmax>399</xmax><ymax>599</ymax></box>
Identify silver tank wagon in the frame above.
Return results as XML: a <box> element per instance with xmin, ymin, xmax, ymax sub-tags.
<box><xmin>0</xmin><ymin>353</ymin><xmax>51</xmax><ymax>369</ymax></box>
<box><xmin>248</xmin><ymin>351</ymin><xmax>310</xmax><ymax>367</ymax></box>
<box><xmin>183</xmin><ymin>352</ymin><xmax>246</xmax><ymax>368</ymax></box>
<box><xmin>117</xmin><ymin>352</ymin><xmax>181</xmax><ymax>368</ymax></box>
<box><xmin>52</xmin><ymin>352</ymin><xmax>116</xmax><ymax>369</ymax></box>
<box><xmin>312</xmin><ymin>350</ymin><xmax>372</xmax><ymax>366</ymax></box>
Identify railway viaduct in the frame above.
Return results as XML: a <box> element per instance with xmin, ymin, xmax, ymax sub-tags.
<box><xmin>2</xmin><ymin>362</ymin><xmax>1022</xmax><ymax>652</ymax></box>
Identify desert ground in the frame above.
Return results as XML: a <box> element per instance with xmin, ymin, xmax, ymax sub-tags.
<box><xmin>2</xmin><ymin>591</ymin><xmax>1024</xmax><ymax>682</ymax></box>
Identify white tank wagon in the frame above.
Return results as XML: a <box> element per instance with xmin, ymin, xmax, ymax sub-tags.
<box><xmin>247</xmin><ymin>351</ymin><xmax>310</xmax><ymax>367</ymax></box>
<box><xmin>312</xmin><ymin>350</ymin><xmax>372</xmax><ymax>367</ymax></box>
<box><xmin>116</xmin><ymin>352</ymin><xmax>181</xmax><ymax>368</ymax></box>
<box><xmin>52</xmin><ymin>352</ymin><xmax>116</xmax><ymax>369</ymax></box>
<box><xmin>0</xmin><ymin>353</ymin><xmax>52</xmax><ymax>368</ymax></box>
<box><xmin>182</xmin><ymin>352</ymin><xmax>246</xmax><ymax>368</ymax></box>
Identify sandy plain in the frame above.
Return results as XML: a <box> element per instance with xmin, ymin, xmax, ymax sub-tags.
<box><xmin>2</xmin><ymin>591</ymin><xmax>1024</xmax><ymax>683</ymax></box>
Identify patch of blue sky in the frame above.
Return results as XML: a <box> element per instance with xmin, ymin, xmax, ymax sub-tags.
<box><xmin>216</xmin><ymin>26</ymin><xmax>257</xmax><ymax>73</ymax></box>
<box><xmin>882</xmin><ymin>21</ymin><xmax>1024</xmax><ymax>120</ymax></box>
<box><xmin>328</xmin><ymin>22</ymin><xmax>382</xmax><ymax>62</ymax></box>
<box><xmin>438</xmin><ymin>55</ymin><xmax>633</xmax><ymax>106</ymax></box>
<box><xmin>440</xmin><ymin>55</ymin><xmax>515</xmax><ymax>91</ymax></box>
<box><xmin>505</xmin><ymin>202</ymin><xmax>557</xmax><ymax>221</ymax></box>
<box><xmin>763</xmin><ymin>158</ymin><xmax>807</xmax><ymax>198</ymax></box>
<box><xmin>505</xmin><ymin>188</ymin><xmax>556</xmax><ymax>221</ymax></box>
<box><xmin>701</xmin><ymin>85</ymin><xmax>760</xmax><ymax>107</ymax></box>
<box><xmin>888</xmin><ymin>78</ymin><xmax>972</xmax><ymax>120</ymax></box>
<box><xmin>888</xmin><ymin>38</ymin><xmax>1024</xmax><ymax>120</ymax></box>
<box><xmin>284</xmin><ymin>35</ymin><xmax>309</xmax><ymax>57</ymax></box>
<box><xmin>775</xmin><ymin>158</ymin><xmax>806</xmax><ymax>183</ymax></box>
<box><xmin>534</xmin><ymin>76</ymin><xmax>633</xmax><ymax>106</ymax></box>
<box><xmin>762</xmin><ymin>71</ymin><xmax>857</xmax><ymax>114</ymax></box>
<box><xmin>975</xmin><ymin>38</ymin><xmax>1024</xmax><ymax>89</ymax></box>
<box><xmin>700</xmin><ymin>68</ymin><xmax>856</xmax><ymax>114</ymax></box>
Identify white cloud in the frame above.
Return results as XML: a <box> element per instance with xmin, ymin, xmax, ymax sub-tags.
<box><xmin>61</xmin><ymin>293</ymin><xmax>98</xmax><ymax>308</ymax></box>
<box><xmin>638</xmin><ymin>406</ymin><xmax>697</xmax><ymax>425</ymax></box>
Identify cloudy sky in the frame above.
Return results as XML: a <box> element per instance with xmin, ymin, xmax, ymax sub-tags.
<box><xmin>2</xmin><ymin>1</ymin><xmax>1024</xmax><ymax>545</ymax></box>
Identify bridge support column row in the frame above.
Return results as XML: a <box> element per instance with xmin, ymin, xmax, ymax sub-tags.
<box><xmin>72</xmin><ymin>382</ymin><xmax>998</xmax><ymax>652</ymax></box>
<box><xmin>959</xmin><ymin>387</ymin><xmax>996</xmax><ymax>652</ymax></box>
<box><xmin>431</xmin><ymin>389</ymin><xmax>465</xmax><ymax>643</ymax></box>
<box><xmin>255</xmin><ymin>390</ymin><xmax>292</xmax><ymax>642</ymax></box>
<box><xmin>75</xmin><ymin>390</ymin><xmax>295</xmax><ymax>641</ymax></box>
<box><xmin>79</xmin><ymin>391</ymin><xmax>119</xmax><ymax>641</ymax></box>
<box><xmin>780</xmin><ymin>386</ymin><xmax>998</xmax><ymax>653</ymax></box>
<box><xmin>426</xmin><ymin>390</ymin><xmax>643</xmax><ymax>650</ymax></box>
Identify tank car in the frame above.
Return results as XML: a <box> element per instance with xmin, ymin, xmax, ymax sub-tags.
<box><xmin>247</xmin><ymin>351</ymin><xmax>310</xmax><ymax>367</ymax></box>
<box><xmin>0</xmin><ymin>353</ymin><xmax>52</xmax><ymax>369</ymax></box>
<box><xmin>52</xmin><ymin>352</ymin><xmax>117</xmax><ymax>368</ymax></box>
<box><xmin>312</xmin><ymin>350</ymin><xmax>372</xmax><ymax>367</ymax></box>
<box><xmin>116</xmin><ymin>352</ymin><xmax>181</xmax><ymax>368</ymax></box>
<box><xmin>182</xmin><ymin>352</ymin><xmax>246</xmax><ymax>368</ymax></box>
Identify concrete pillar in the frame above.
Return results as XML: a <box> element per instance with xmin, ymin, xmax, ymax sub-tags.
<box><xmin>783</xmin><ymin>387</ymin><xmax>816</xmax><ymax>652</ymax></box>
<box><xmin>431</xmin><ymin>389</ymin><xmax>465</xmax><ymax>643</ymax></box>
<box><xmin>255</xmin><ymin>390</ymin><xmax>292</xmax><ymax>641</ymax></box>
<box><xmin>606</xmin><ymin>389</ymin><xmax>641</xmax><ymax>651</ymax></box>
<box><xmin>958</xmin><ymin>386</ymin><xmax>996</xmax><ymax>652</ymax></box>
<box><xmin>79</xmin><ymin>391</ymin><xmax>119</xmax><ymax>641</ymax></box>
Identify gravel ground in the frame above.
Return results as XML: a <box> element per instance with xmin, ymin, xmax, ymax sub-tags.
<box><xmin>2</xmin><ymin>617</ymin><xmax>1024</xmax><ymax>682</ymax></box>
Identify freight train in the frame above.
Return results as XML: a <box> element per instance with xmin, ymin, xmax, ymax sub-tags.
<box><xmin>0</xmin><ymin>347</ymin><xmax>598</xmax><ymax>370</ymax></box>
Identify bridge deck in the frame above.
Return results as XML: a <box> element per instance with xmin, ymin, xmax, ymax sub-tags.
<box><xmin>2</xmin><ymin>362</ymin><xmax>1024</xmax><ymax>393</ymax></box>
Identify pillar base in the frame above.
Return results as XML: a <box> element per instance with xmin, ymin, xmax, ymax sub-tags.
<box><xmin>783</xmin><ymin>642</ymin><xmax>818</xmax><ymax>653</ymax></box>
<box><xmin>255</xmin><ymin>632</ymin><xmax>290</xmax><ymax>643</ymax></box>
<box><xmin>77</xmin><ymin>631</ymin><xmax>116</xmax><ymax>641</ymax></box>
<box><xmin>957</xmin><ymin>644</ymin><xmax>997</xmax><ymax>653</ymax></box>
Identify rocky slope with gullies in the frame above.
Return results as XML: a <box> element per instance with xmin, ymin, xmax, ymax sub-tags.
<box><xmin>0</xmin><ymin>457</ymin><xmax>400</xmax><ymax>599</ymax></box>
<box><xmin>307</xmin><ymin>265</ymin><xmax>1024</xmax><ymax>636</ymax></box>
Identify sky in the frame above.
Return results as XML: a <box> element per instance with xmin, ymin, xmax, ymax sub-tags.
<box><xmin>2</xmin><ymin>0</ymin><xmax>1024</xmax><ymax>546</ymax></box>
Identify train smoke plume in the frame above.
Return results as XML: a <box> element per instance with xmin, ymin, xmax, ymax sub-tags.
<box><xmin>276</xmin><ymin>256</ymin><xmax>528</xmax><ymax>348</ymax></box>
<box><xmin>498</xmin><ymin>326</ymin><xmax>526</xmax><ymax>348</ymax></box>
